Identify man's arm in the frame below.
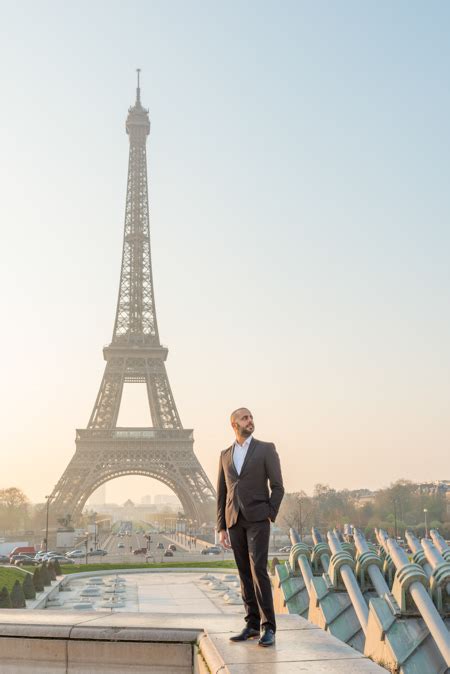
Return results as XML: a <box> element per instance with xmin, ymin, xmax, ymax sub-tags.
<box><xmin>216</xmin><ymin>453</ymin><xmax>227</xmax><ymax>533</ymax></box>
<box><xmin>216</xmin><ymin>454</ymin><xmax>232</xmax><ymax>548</ymax></box>
<box><xmin>266</xmin><ymin>443</ymin><xmax>284</xmax><ymax>522</ymax></box>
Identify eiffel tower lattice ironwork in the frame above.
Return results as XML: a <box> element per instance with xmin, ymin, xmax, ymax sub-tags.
<box><xmin>50</xmin><ymin>72</ymin><xmax>216</xmax><ymax>523</ymax></box>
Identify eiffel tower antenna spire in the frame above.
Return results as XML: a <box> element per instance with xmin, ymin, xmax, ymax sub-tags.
<box><xmin>136</xmin><ymin>67</ymin><xmax>141</xmax><ymax>103</ymax></box>
<box><xmin>49</xmin><ymin>78</ymin><xmax>216</xmax><ymax>525</ymax></box>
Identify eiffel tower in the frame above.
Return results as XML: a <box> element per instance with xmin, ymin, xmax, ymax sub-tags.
<box><xmin>50</xmin><ymin>72</ymin><xmax>216</xmax><ymax>524</ymax></box>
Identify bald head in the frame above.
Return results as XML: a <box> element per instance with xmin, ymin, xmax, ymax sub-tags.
<box><xmin>230</xmin><ymin>407</ymin><xmax>251</xmax><ymax>424</ymax></box>
<box><xmin>230</xmin><ymin>408</ymin><xmax>254</xmax><ymax>442</ymax></box>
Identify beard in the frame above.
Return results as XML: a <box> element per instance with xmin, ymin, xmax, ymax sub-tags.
<box><xmin>237</xmin><ymin>422</ymin><xmax>254</xmax><ymax>438</ymax></box>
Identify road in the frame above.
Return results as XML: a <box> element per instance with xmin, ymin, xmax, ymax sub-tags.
<box><xmin>78</xmin><ymin>520</ymin><xmax>288</xmax><ymax>565</ymax></box>
<box><xmin>83</xmin><ymin>529</ymin><xmax>232</xmax><ymax>565</ymax></box>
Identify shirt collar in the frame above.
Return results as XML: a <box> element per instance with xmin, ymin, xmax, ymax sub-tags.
<box><xmin>234</xmin><ymin>435</ymin><xmax>253</xmax><ymax>450</ymax></box>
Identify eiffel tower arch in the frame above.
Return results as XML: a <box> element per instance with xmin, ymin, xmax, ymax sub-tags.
<box><xmin>50</xmin><ymin>72</ymin><xmax>216</xmax><ymax>524</ymax></box>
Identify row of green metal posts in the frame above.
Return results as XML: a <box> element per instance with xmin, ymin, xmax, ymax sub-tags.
<box><xmin>275</xmin><ymin>524</ymin><xmax>450</xmax><ymax>673</ymax></box>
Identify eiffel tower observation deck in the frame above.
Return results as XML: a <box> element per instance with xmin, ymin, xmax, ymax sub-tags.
<box><xmin>50</xmin><ymin>72</ymin><xmax>216</xmax><ymax>524</ymax></box>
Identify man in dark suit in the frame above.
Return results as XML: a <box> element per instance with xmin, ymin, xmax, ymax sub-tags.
<box><xmin>217</xmin><ymin>407</ymin><xmax>284</xmax><ymax>647</ymax></box>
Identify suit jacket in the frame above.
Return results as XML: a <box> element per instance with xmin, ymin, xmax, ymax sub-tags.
<box><xmin>216</xmin><ymin>437</ymin><xmax>284</xmax><ymax>531</ymax></box>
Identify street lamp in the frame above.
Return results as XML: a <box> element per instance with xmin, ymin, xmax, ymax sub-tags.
<box><xmin>393</xmin><ymin>499</ymin><xmax>398</xmax><ymax>540</ymax></box>
<box><xmin>84</xmin><ymin>531</ymin><xmax>89</xmax><ymax>565</ymax></box>
<box><xmin>44</xmin><ymin>495</ymin><xmax>53</xmax><ymax>553</ymax></box>
<box><xmin>187</xmin><ymin>519</ymin><xmax>192</xmax><ymax>548</ymax></box>
<box><xmin>192</xmin><ymin>519</ymin><xmax>198</xmax><ymax>549</ymax></box>
<box><xmin>423</xmin><ymin>508</ymin><xmax>428</xmax><ymax>539</ymax></box>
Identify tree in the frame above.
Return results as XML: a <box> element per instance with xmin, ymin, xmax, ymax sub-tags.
<box><xmin>273</xmin><ymin>479</ymin><xmax>449</xmax><ymax>540</ymax></box>
<box><xmin>53</xmin><ymin>559</ymin><xmax>62</xmax><ymax>576</ymax></box>
<box><xmin>367</xmin><ymin>480</ymin><xmax>447</xmax><ymax>537</ymax></box>
<box><xmin>0</xmin><ymin>487</ymin><xmax>29</xmax><ymax>510</ymax></box>
<box><xmin>311</xmin><ymin>484</ymin><xmax>356</xmax><ymax>531</ymax></box>
<box><xmin>33</xmin><ymin>567</ymin><xmax>44</xmax><ymax>593</ymax></box>
<box><xmin>277</xmin><ymin>491</ymin><xmax>313</xmax><ymax>538</ymax></box>
<box><xmin>47</xmin><ymin>560</ymin><xmax>57</xmax><ymax>581</ymax></box>
<box><xmin>0</xmin><ymin>586</ymin><xmax>12</xmax><ymax>608</ymax></box>
<box><xmin>10</xmin><ymin>580</ymin><xmax>26</xmax><ymax>608</ymax></box>
<box><xmin>40</xmin><ymin>562</ymin><xmax>52</xmax><ymax>587</ymax></box>
<box><xmin>0</xmin><ymin>487</ymin><xmax>30</xmax><ymax>534</ymax></box>
<box><xmin>22</xmin><ymin>573</ymin><xmax>36</xmax><ymax>600</ymax></box>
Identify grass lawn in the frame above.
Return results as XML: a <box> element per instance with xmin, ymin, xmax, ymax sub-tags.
<box><xmin>23</xmin><ymin>560</ymin><xmax>237</xmax><ymax>575</ymax></box>
<box><xmin>0</xmin><ymin>567</ymin><xmax>30</xmax><ymax>593</ymax></box>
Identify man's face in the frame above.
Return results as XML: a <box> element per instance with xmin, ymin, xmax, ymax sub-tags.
<box><xmin>232</xmin><ymin>409</ymin><xmax>254</xmax><ymax>438</ymax></box>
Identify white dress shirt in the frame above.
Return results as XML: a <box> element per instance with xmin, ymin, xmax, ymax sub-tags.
<box><xmin>233</xmin><ymin>435</ymin><xmax>253</xmax><ymax>475</ymax></box>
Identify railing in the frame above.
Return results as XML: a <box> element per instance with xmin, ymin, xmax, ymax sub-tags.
<box><xmin>272</xmin><ymin>524</ymin><xmax>450</xmax><ymax>673</ymax></box>
<box><xmin>387</xmin><ymin>537</ymin><xmax>450</xmax><ymax>667</ymax></box>
<box><xmin>76</xmin><ymin>428</ymin><xmax>194</xmax><ymax>441</ymax></box>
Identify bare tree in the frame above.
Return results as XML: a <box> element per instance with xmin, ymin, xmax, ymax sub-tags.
<box><xmin>0</xmin><ymin>487</ymin><xmax>30</xmax><ymax>534</ymax></box>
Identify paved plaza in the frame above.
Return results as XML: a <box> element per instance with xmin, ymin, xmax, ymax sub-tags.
<box><xmin>47</xmin><ymin>571</ymin><xmax>244</xmax><ymax>615</ymax></box>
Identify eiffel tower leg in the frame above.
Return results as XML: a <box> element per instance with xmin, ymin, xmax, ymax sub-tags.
<box><xmin>146</xmin><ymin>360</ymin><xmax>182</xmax><ymax>429</ymax></box>
<box><xmin>50</xmin><ymin>450</ymin><xmax>95</xmax><ymax>523</ymax></box>
<box><xmin>88</xmin><ymin>360</ymin><xmax>125</xmax><ymax>429</ymax></box>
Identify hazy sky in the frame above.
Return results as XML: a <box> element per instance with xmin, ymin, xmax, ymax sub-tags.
<box><xmin>1</xmin><ymin>1</ymin><xmax>449</xmax><ymax>505</ymax></box>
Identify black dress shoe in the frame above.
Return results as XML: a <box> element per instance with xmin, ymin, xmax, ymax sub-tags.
<box><xmin>229</xmin><ymin>626</ymin><xmax>260</xmax><ymax>641</ymax></box>
<box><xmin>258</xmin><ymin>627</ymin><xmax>275</xmax><ymax>647</ymax></box>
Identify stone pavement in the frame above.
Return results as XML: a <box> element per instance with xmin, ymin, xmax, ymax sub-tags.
<box><xmin>0</xmin><ymin>610</ymin><xmax>386</xmax><ymax>673</ymax></box>
<box><xmin>0</xmin><ymin>569</ymin><xmax>386</xmax><ymax>672</ymax></box>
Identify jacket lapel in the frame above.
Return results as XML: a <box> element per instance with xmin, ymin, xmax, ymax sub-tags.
<box><xmin>239</xmin><ymin>437</ymin><xmax>257</xmax><ymax>476</ymax></box>
<box><xmin>225</xmin><ymin>445</ymin><xmax>238</xmax><ymax>478</ymax></box>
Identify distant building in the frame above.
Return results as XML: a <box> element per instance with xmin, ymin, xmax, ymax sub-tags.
<box><xmin>82</xmin><ymin>499</ymin><xmax>180</xmax><ymax>523</ymax></box>
<box><xmin>348</xmin><ymin>489</ymin><xmax>378</xmax><ymax>508</ymax></box>
<box><xmin>154</xmin><ymin>494</ymin><xmax>181</xmax><ymax>507</ymax></box>
<box><xmin>416</xmin><ymin>480</ymin><xmax>450</xmax><ymax>496</ymax></box>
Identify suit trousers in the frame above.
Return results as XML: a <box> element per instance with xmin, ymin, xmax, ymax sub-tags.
<box><xmin>228</xmin><ymin>513</ymin><xmax>276</xmax><ymax>632</ymax></box>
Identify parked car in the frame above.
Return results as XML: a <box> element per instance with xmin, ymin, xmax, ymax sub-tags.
<box><xmin>201</xmin><ymin>546</ymin><xmax>222</xmax><ymax>555</ymax></box>
<box><xmin>163</xmin><ymin>550</ymin><xmax>174</xmax><ymax>557</ymax></box>
<box><xmin>133</xmin><ymin>547</ymin><xmax>147</xmax><ymax>555</ymax></box>
<box><xmin>117</xmin><ymin>543</ymin><xmax>125</xmax><ymax>549</ymax></box>
<box><xmin>45</xmin><ymin>555</ymin><xmax>74</xmax><ymax>564</ymax></box>
<box><xmin>34</xmin><ymin>551</ymin><xmax>46</xmax><ymax>558</ymax></box>
<box><xmin>0</xmin><ymin>554</ymin><xmax>9</xmax><ymax>564</ymax></box>
<box><xmin>40</xmin><ymin>553</ymin><xmax>62</xmax><ymax>562</ymax></box>
<box><xmin>168</xmin><ymin>544</ymin><xmax>177</xmax><ymax>552</ymax></box>
<box><xmin>278</xmin><ymin>546</ymin><xmax>291</xmax><ymax>553</ymax></box>
<box><xmin>11</xmin><ymin>554</ymin><xmax>40</xmax><ymax>566</ymax></box>
<box><xmin>88</xmin><ymin>549</ymin><xmax>108</xmax><ymax>556</ymax></box>
<box><xmin>37</xmin><ymin>551</ymin><xmax>58</xmax><ymax>560</ymax></box>
<box><xmin>8</xmin><ymin>546</ymin><xmax>36</xmax><ymax>559</ymax></box>
<box><xmin>10</xmin><ymin>553</ymin><xmax>37</xmax><ymax>563</ymax></box>
<box><xmin>156</xmin><ymin>542</ymin><xmax>164</xmax><ymax>550</ymax></box>
<box><xmin>66</xmin><ymin>549</ymin><xmax>85</xmax><ymax>558</ymax></box>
